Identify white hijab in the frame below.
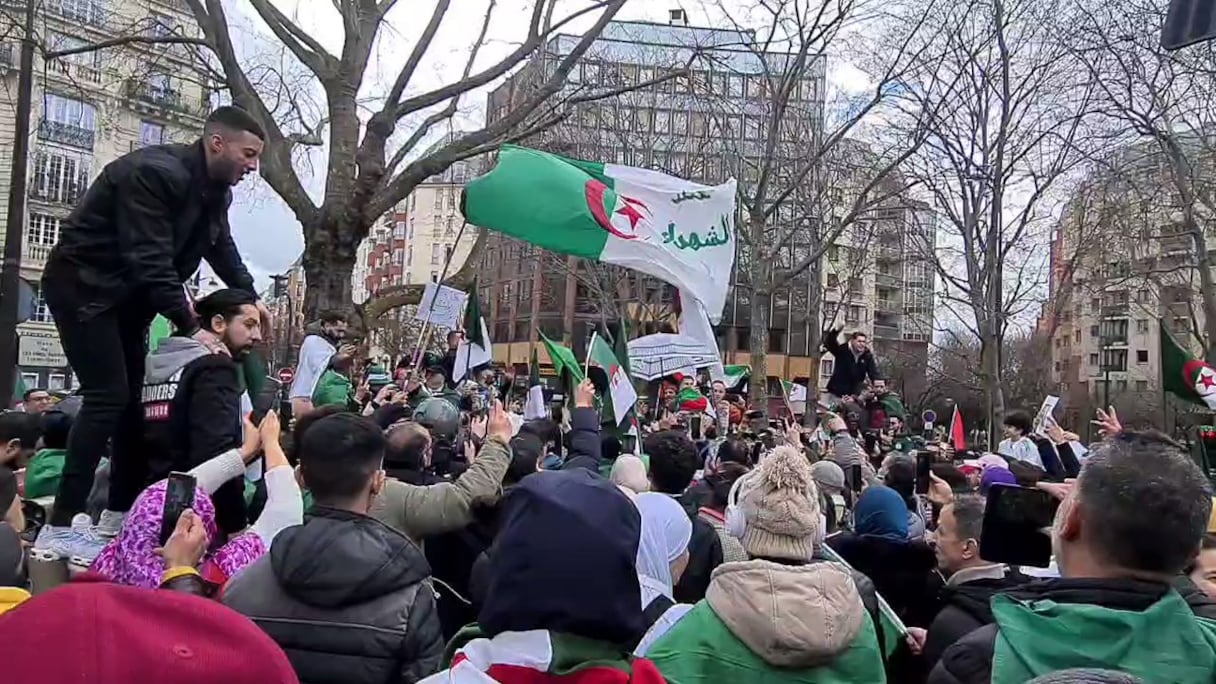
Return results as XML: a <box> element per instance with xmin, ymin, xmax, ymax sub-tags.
<box><xmin>634</xmin><ymin>492</ymin><xmax>693</xmax><ymax>608</ymax></box>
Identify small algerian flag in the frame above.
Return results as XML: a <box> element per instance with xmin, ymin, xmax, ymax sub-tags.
<box><xmin>820</xmin><ymin>542</ymin><xmax>907</xmax><ymax>657</ymax></box>
<box><xmin>609</xmin><ymin>320</ymin><xmax>636</xmax><ymax>427</ymax></box>
<box><xmin>722</xmin><ymin>364</ymin><xmax>750</xmax><ymax>391</ymax></box>
<box><xmin>781</xmin><ymin>380</ymin><xmax>808</xmax><ymax>403</ymax></box>
<box><xmin>539</xmin><ymin>331</ymin><xmax>584</xmax><ymax>388</ymax></box>
<box><xmin>453</xmin><ymin>279</ymin><xmax>493</xmax><ymax>383</ymax></box>
<box><xmin>462</xmin><ymin>145</ymin><xmax>738</xmax><ymax>320</ymax></box>
<box><xmin>1160</xmin><ymin>321</ymin><xmax>1216</xmax><ymax>409</ymax></box>
<box><xmin>523</xmin><ymin>347</ymin><xmax>547</xmax><ymax>421</ymax></box>
<box><xmin>588</xmin><ymin>333</ymin><xmax>638</xmax><ymax>428</ymax></box>
<box><xmin>422</xmin><ymin>628</ymin><xmax>666</xmax><ymax>683</ymax></box>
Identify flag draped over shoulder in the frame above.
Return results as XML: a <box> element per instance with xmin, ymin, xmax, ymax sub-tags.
<box><xmin>420</xmin><ymin>630</ymin><xmax>666</xmax><ymax>683</ymax></box>
<box><xmin>1160</xmin><ymin>321</ymin><xmax>1216</xmax><ymax>410</ymax></box>
<box><xmin>453</xmin><ymin>279</ymin><xmax>493</xmax><ymax>383</ymax></box>
<box><xmin>462</xmin><ymin>145</ymin><xmax>737</xmax><ymax>320</ymax></box>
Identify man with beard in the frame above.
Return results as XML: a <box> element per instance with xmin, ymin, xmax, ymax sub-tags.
<box><xmin>289</xmin><ymin>311</ymin><xmax>356</xmax><ymax>418</ymax></box>
<box><xmin>134</xmin><ymin>288</ymin><xmax>265</xmax><ymax>536</ymax></box>
<box><xmin>33</xmin><ymin>107</ymin><xmax>270</xmax><ymax>564</ymax></box>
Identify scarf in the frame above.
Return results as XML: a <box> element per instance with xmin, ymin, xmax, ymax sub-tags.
<box><xmin>91</xmin><ymin>479</ymin><xmax>266</xmax><ymax>589</ymax></box>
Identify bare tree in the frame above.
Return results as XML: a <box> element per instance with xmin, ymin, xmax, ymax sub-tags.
<box><xmin>179</xmin><ymin>0</ymin><xmax>690</xmax><ymax>320</ymax></box>
<box><xmin>1068</xmin><ymin>0</ymin><xmax>1216</xmax><ymax>360</ymax></box>
<box><xmin>898</xmin><ymin>0</ymin><xmax>1097</xmax><ymax>441</ymax></box>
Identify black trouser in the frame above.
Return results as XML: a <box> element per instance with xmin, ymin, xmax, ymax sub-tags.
<box><xmin>45</xmin><ymin>291</ymin><xmax>153</xmax><ymax>527</ymax></box>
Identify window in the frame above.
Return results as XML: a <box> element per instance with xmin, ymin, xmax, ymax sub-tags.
<box><xmin>139</xmin><ymin>120</ymin><xmax>165</xmax><ymax>147</ymax></box>
<box><xmin>391</xmin><ymin>249</ymin><xmax>403</xmax><ymax>265</ymax></box>
<box><xmin>430</xmin><ymin>271</ymin><xmax>439</xmax><ymax>282</ymax></box>
<box><xmin>47</xmin><ymin>32</ymin><xmax>101</xmax><ymax>70</ymax></box>
<box><xmin>393</xmin><ymin>221</ymin><xmax>406</xmax><ymax>239</ymax></box>
<box><xmin>820</xmin><ymin>358</ymin><xmax>834</xmax><ymax>378</ymax></box>
<box><xmin>768</xmin><ymin>330</ymin><xmax>785</xmax><ymax>353</ymax></box>
<box><xmin>30</xmin><ymin>285</ymin><xmax>53</xmax><ymax>323</ymax></box>
<box><xmin>148</xmin><ymin>11</ymin><xmax>176</xmax><ymax>38</ymax></box>
<box><xmin>31</xmin><ymin>148</ymin><xmax>90</xmax><ymax>204</ymax></box>
<box><xmin>51</xmin><ymin>0</ymin><xmax>106</xmax><ymax>26</ymax></box>
<box><xmin>827</xmin><ymin>273</ymin><xmax>839</xmax><ymax>288</ymax></box>
<box><xmin>655</xmin><ymin>110</ymin><xmax>670</xmax><ymax>134</ymax></box>
<box><xmin>673</xmin><ymin>111</ymin><xmax>687</xmax><ymax>135</ymax></box>
<box><xmin>27</xmin><ymin>213</ymin><xmax>61</xmax><ymax>246</ymax></box>
<box><xmin>1089</xmin><ymin>325</ymin><xmax>1099</xmax><ymax>338</ymax></box>
<box><xmin>430</xmin><ymin>243</ymin><xmax>442</xmax><ymax>265</ymax></box>
<box><xmin>1090</xmin><ymin>297</ymin><xmax>1100</xmax><ymax>312</ymax></box>
<box><xmin>1089</xmin><ymin>353</ymin><xmax>1099</xmax><ymax>366</ymax></box>
<box><xmin>443</xmin><ymin>244</ymin><xmax>453</xmax><ymax>264</ymax></box>
<box><xmin>39</xmin><ymin>93</ymin><xmax>96</xmax><ymax>149</ymax></box>
<box><xmin>1102</xmin><ymin>349</ymin><xmax>1127</xmax><ymax>372</ymax></box>
<box><xmin>827</xmin><ymin>244</ymin><xmax>839</xmax><ymax>261</ymax></box>
<box><xmin>48</xmin><ymin>374</ymin><xmax>66</xmax><ymax>391</ymax></box>
<box><xmin>1115</xmin><ymin>379</ymin><xmax>1128</xmax><ymax>393</ymax></box>
<box><xmin>1136</xmin><ymin>380</ymin><xmax>1148</xmax><ymax>392</ymax></box>
<box><xmin>1136</xmin><ymin>319</ymin><xmax>1149</xmax><ymax>334</ymax></box>
<box><xmin>1136</xmin><ymin>349</ymin><xmax>1148</xmax><ymax>364</ymax></box>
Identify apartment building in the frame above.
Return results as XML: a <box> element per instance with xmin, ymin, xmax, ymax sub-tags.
<box><xmin>1</xmin><ymin>0</ymin><xmax>210</xmax><ymax>390</ymax></box>
<box><xmin>1046</xmin><ymin>136</ymin><xmax>1214</xmax><ymax>427</ymax></box>
<box><xmin>473</xmin><ymin>15</ymin><xmax>934</xmax><ymax>396</ymax></box>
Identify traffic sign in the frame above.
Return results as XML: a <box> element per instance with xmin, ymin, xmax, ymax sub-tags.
<box><xmin>277</xmin><ymin>367</ymin><xmax>295</xmax><ymax>385</ymax></box>
<box><xmin>921</xmin><ymin>409</ymin><xmax>937</xmax><ymax>424</ymax></box>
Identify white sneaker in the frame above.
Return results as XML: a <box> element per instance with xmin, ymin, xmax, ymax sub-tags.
<box><xmin>67</xmin><ymin>513</ymin><xmax>108</xmax><ymax>567</ymax></box>
<box><xmin>30</xmin><ymin>524</ymin><xmax>75</xmax><ymax>562</ymax></box>
<box><xmin>96</xmin><ymin>509</ymin><xmax>127</xmax><ymax>538</ymax></box>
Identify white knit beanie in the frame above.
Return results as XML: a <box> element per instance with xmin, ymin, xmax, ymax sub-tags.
<box><xmin>738</xmin><ymin>445</ymin><xmax>821</xmax><ymax>561</ymax></box>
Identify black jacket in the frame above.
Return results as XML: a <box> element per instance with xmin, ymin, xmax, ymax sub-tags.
<box><xmin>826</xmin><ymin>533</ymin><xmax>944</xmax><ymax>628</ymax></box>
<box><xmin>674</xmin><ymin>491</ymin><xmax>725</xmax><ymax>604</ymax></box>
<box><xmin>560</xmin><ymin>407</ymin><xmax>603</xmax><ymax>473</ymax></box>
<box><xmin>922</xmin><ymin>570</ymin><xmax>1030</xmax><ymax>671</ymax></box>
<box><xmin>928</xmin><ymin>576</ymin><xmax>1216</xmax><ymax>684</ymax></box>
<box><xmin>222</xmin><ymin>506</ymin><xmax>443</xmax><ymax>684</ymax></box>
<box><xmin>822</xmin><ymin>329</ymin><xmax>881</xmax><ymax>398</ymax></box>
<box><xmin>43</xmin><ymin>141</ymin><xmax>255</xmax><ymax>332</ymax></box>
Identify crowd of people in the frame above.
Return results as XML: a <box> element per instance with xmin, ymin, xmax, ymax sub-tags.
<box><xmin>3</xmin><ymin>302</ymin><xmax>1216</xmax><ymax>684</ymax></box>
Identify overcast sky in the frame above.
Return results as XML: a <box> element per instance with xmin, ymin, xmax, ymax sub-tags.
<box><xmin>221</xmin><ymin>0</ymin><xmax>875</xmax><ymax>293</ymax></box>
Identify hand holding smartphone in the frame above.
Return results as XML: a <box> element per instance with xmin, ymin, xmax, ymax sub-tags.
<box><xmin>160</xmin><ymin>472</ymin><xmax>197</xmax><ymax>547</ymax></box>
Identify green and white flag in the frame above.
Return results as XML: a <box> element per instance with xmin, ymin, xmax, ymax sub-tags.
<box><xmin>587</xmin><ymin>332</ymin><xmax>638</xmax><ymax>428</ymax></box>
<box><xmin>722</xmin><ymin>364</ymin><xmax>750</xmax><ymax>391</ymax></box>
<box><xmin>781</xmin><ymin>380</ymin><xmax>808</xmax><ymax>403</ymax></box>
<box><xmin>463</xmin><ymin>145</ymin><xmax>737</xmax><ymax>320</ymax></box>
<box><xmin>523</xmin><ymin>347</ymin><xmax>547</xmax><ymax>420</ymax></box>
<box><xmin>453</xmin><ymin>279</ymin><xmax>493</xmax><ymax>383</ymax></box>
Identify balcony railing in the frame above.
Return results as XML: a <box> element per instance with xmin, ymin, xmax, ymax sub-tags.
<box><xmin>47</xmin><ymin>60</ymin><xmax>103</xmax><ymax>85</ymax></box>
<box><xmin>875</xmin><ymin>273</ymin><xmax>900</xmax><ymax>287</ymax></box>
<box><xmin>30</xmin><ymin>180</ymin><xmax>85</xmax><ymax>205</ymax></box>
<box><xmin>125</xmin><ymin>79</ymin><xmax>207</xmax><ymax>117</ymax></box>
<box><xmin>873</xmin><ymin>323</ymin><xmax>900</xmax><ymax>339</ymax></box>
<box><xmin>1101</xmin><ymin>303</ymin><xmax>1129</xmax><ymax>317</ymax></box>
<box><xmin>23</xmin><ymin>239</ymin><xmax>53</xmax><ymax>264</ymax></box>
<box><xmin>37</xmin><ymin>119</ymin><xmax>94</xmax><ymax>150</ymax></box>
<box><xmin>875</xmin><ymin>298</ymin><xmax>900</xmax><ymax>312</ymax></box>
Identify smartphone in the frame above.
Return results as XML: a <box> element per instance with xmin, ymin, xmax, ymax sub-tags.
<box><xmin>980</xmin><ymin>485</ymin><xmax>1060</xmax><ymax>567</ymax></box>
<box><xmin>689</xmin><ymin>415</ymin><xmax>702</xmax><ymax>438</ymax></box>
<box><xmin>251</xmin><ymin>377</ymin><xmax>283</xmax><ymax>426</ymax></box>
<box><xmin>621</xmin><ymin>435</ymin><xmax>637</xmax><ymax>454</ymax></box>
<box><xmin>160</xmin><ymin>472</ymin><xmax>197</xmax><ymax>546</ymax></box>
<box><xmin>850</xmin><ymin>464</ymin><xmax>862</xmax><ymax>494</ymax></box>
<box><xmin>915</xmin><ymin>450</ymin><xmax>933</xmax><ymax>495</ymax></box>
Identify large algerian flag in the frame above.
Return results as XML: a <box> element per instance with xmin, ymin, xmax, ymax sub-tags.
<box><xmin>587</xmin><ymin>333</ymin><xmax>638</xmax><ymax>428</ymax></box>
<box><xmin>421</xmin><ymin>628</ymin><xmax>666</xmax><ymax>683</ymax></box>
<box><xmin>1160</xmin><ymin>321</ymin><xmax>1216</xmax><ymax>409</ymax></box>
<box><xmin>462</xmin><ymin>145</ymin><xmax>737</xmax><ymax>320</ymax></box>
<box><xmin>781</xmin><ymin>380</ymin><xmax>808</xmax><ymax>402</ymax></box>
<box><xmin>523</xmin><ymin>346</ymin><xmax>547</xmax><ymax>421</ymax></box>
<box><xmin>453</xmin><ymin>279</ymin><xmax>493</xmax><ymax>383</ymax></box>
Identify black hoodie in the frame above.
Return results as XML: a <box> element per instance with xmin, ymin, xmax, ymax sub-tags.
<box><xmin>222</xmin><ymin>506</ymin><xmax>443</xmax><ymax>684</ymax></box>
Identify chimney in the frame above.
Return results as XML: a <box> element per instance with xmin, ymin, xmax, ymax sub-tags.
<box><xmin>669</xmin><ymin>8</ymin><xmax>688</xmax><ymax>25</ymax></box>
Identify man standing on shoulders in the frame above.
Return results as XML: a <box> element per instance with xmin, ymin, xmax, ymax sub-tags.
<box><xmin>289</xmin><ymin>311</ymin><xmax>355</xmax><ymax>419</ymax></box>
<box><xmin>821</xmin><ymin>327</ymin><xmax>879</xmax><ymax>402</ymax></box>
<box><xmin>34</xmin><ymin>106</ymin><xmax>271</xmax><ymax>565</ymax></box>
<box><xmin>140</xmin><ymin>289</ymin><xmax>263</xmax><ymax>537</ymax></box>
<box><xmin>931</xmin><ymin>432</ymin><xmax>1216</xmax><ymax>684</ymax></box>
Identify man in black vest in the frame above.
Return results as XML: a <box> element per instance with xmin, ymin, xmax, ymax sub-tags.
<box><xmin>141</xmin><ymin>289</ymin><xmax>263</xmax><ymax>536</ymax></box>
<box><xmin>34</xmin><ymin>107</ymin><xmax>270</xmax><ymax>565</ymax></box>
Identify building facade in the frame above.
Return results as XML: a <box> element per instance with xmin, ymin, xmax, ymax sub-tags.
<box><xmin>1046</xmin><ymin>137</ymin><xmax>1215</xmax><ymax>428</ymax></box>
<box><xmin>474</xmin><ymin>17</ymin><xmax>934</xmax><ymax>396</ymax></box>
<box><xmin>1</xmin><ymin>0</ymin><xmax>211</xmax><ymax>390</ymax></box>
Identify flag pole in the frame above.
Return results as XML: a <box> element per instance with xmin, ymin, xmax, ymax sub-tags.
<box><xmin>412</xmin><ymin>220</ymin><xmax>469</xmax><ymax>368</ymax></box>
<box><xmin>584</xmin><ymin>330</ymin><xmax>598</xmax><ymax>379</ymax></box>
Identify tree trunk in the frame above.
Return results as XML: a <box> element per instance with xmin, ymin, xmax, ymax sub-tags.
<box><xmin>749</xmin><ymin>290</ymin><xmax>771</xmax><ymax>415</ymax></box>
<box><xmin>301</xmin><ymin>213</ymin><xmax>361</xmax><ymax>321</ymax></box>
